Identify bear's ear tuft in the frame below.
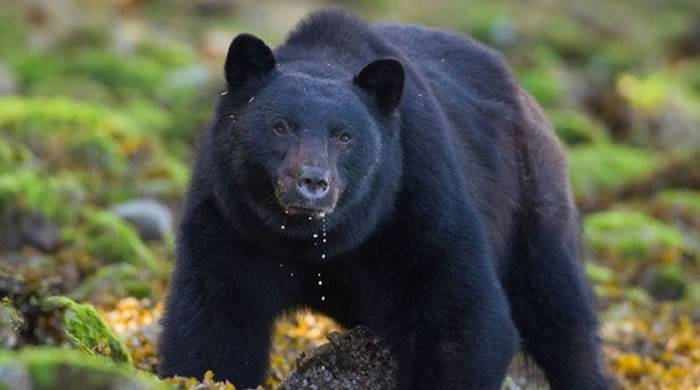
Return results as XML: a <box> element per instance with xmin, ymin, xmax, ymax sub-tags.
<box><xmin>353</xmin><ymin>58</ymin><xmax>405</xmax><ymax>114</ymax></box>
<box><xmin>225</xmin><ymin>33</ymin><xmax>276</xmax><ymax>87</ymax></box>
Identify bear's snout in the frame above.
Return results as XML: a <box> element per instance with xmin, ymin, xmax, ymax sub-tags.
<box><xmin>275</xmin><ymin>164</ymin><xmax>338</xmax><ymax>216</ymax></box>
<box><xmin>296</xmin><ymin>165</ymin><xmax>330</xmax><ymax>200</ymax></box>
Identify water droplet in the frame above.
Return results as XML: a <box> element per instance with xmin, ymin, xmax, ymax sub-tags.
<box><xmin>318</xmin><ymin>280</ymin><xmax>323</xmax><ymax>286</ymax></box>
<box><xmin>313</xmin><ymin>233</ymin><xmax>318</xmax><ymax>238</ymax></box>
<box><xmin>308</xmin><ymin>216</ymin><xmax>313</xmax><ymax>221</ymax></box>
<box><xmin>321</xmin><ymin>254</ymin><xmax>326</xmax><ymax>259</ymax></box>
<box><xmin>281</xmin><ymin>225</ymin><xmax>285</xmax><ymax>230</ymax></box>
<box><xmin>284</xmin><ymin>210</ymin><xmax>289</xmax><ymax>215</ymax></box>
<box><xmin>322</xmin><ymin>239</ymin><xmax>327</xmax><ymax>243</ymax></box>
<box><xmin>290</xmin><ymin>272</ymin><xmax>294</xmax><ymax>277</ymax></box>
<box><xmin>321</xmin><ymin>296</ymin><xmax>326</xmax><ymax>301</ymax></box>
<box><xmin>317</xmin><ymin>273</ymin><xmax>321</xmax><ymax>277</ymax></box>
<box><xmin>279</xmin><ymin>264</ymin><xmax>284</xmax><ymax>268</ymax></box>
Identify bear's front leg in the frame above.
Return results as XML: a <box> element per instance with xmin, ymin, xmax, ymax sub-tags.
<box><xmin>158</xmin><ymin>201</ymin><xmax>285</xmax><ymax>387</ymax></box>
<box><xmin>388</xmin><ymin>263</ymin><xmax>518</xmax><ymax>389</ymax></box>
<box><xmin>158</xmin><ymin>262</ymin><xmax>278</xmax><ymax>387</ymax></box>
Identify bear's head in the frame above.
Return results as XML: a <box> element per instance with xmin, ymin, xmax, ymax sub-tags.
<box><xmin>207</xmin><ymin>33</ymin><xmax>404</xmax><ymax>242</ymax></box>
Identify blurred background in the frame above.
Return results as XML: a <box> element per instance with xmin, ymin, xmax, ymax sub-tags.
<box><xmin>0</xmin><ymin>0</ymin><xmax>699</xmax><ymax>388</ymax></box>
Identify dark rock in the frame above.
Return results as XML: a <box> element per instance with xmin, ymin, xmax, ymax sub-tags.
<box><xmin>111</xmin><ymin>198</ymin><xmax>174</xmax><ymax>242</ymax></box>
<box><xmin>20</xmin><ymin>214</ymin><xmax>61</xmax><ymax>253</ymax></box>
<box><xmin>0</xmin><ymin>208</ymin><xmax>23</xmax><ymax>253</ymax></box>
<box><xmin>278</xmin><ymin>326</ymin><xmax>396</xmax><ymax>390</ymax></box>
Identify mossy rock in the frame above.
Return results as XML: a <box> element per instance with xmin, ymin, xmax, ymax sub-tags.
<box><xmin>0</xmin><ymin>96</ymin><xmax>189</xmax><ymax>198</ymax></box>
<box><xmin>655</xmin><ymin>190</ymin><xmax>700</xmax><ymax>213</ymax></box>
<box><xmin>0</xmin><ymin>347</ymin><xmax>167</xmax><ymax>390</ymax></box>
<box><xmin>548</xmin><ymin>109</ymin><xmax>609</xmax><ymax>145</ymax></box>
<box><xmin>11</xmin><ymin>50</ymin><xmax>169</xmax><ymax>101</ymax></box>
<box><xmin>0</xmin><ymin>299</ymin><xmax>24</xmax><ymax>349</ymax></box>
<box><xmin>648</xmin><ymin>264</ymin><xmax>688</xmax><ymax>301</ymax></box>
<box><xmin>0</xmin><ymin>170</ymin><xmax>84</xmax><ymax>223</ymax></box>
<box><xmin>0</xmin><ymin>96</ymin><xmax>141</xmax><ymax>175</ymax></box>
<box><xmin>62</xmin><ymin>209</ymin><xmax>161</xmax><ymax>273</ymax></box>
<box><xmin>71</xmin><ymin>263</ymin><xmax>156</xmax><ymax>306</ymax></box>
<box><xmin>585</xmin><ymin>262</ymin><xmax>615</xmax><ymax>285</ymax></box>
<box><xmin>569</xmin><ymin>144</ymin><xmax>658</xmax><ymax>203</ymax></box>
<box><xmin>0</xmin><ymin>142</ymin><xmax>33</xmax><ymax>172</ymax></box>
<box><xmin>584</xmin><ymin>210</ymin><xmax>684</xmax><ymax>263</ymax></box>
<box><xmin>42</xmin><ymin>296</ymin><xmax>131</xmax><ymax>365</ymax></box>
<box><xmin>651</xmin><ymin>190</ymin><xmax>700</xmax><ymax>229</ymax></box>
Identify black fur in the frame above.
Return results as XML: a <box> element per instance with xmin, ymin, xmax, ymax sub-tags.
<box><xmin>158</xmin><ymin>9</ymin><xmax>612</xmax><ymax>390</ymax></box>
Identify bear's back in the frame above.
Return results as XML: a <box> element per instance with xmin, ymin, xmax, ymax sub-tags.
<box><xmin>375</xmin><ymin>22</ymin><xmax>524</xmax><ymax>264</ymax></box>
<box><xmin>374</xmin><ymin>23</ymin><xmax>517</xmax><ymax>107</ymax></box>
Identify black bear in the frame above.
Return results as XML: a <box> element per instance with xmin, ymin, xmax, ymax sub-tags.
<box><xmin>159</xmin><ymin>9</ymin><xmax>612</xmax><ymax>390</ymax></box>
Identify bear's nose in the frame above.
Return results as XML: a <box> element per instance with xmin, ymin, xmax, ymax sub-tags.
<box><xmin>296</xmin><ymin>166</ymin><xmax>330</xmax><ymax>200</ymax></box>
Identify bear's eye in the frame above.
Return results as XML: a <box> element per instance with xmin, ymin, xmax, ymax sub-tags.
<box><xmin>272</xmin><ymin>120</ymin><xmax>291</xmax><ymax>136</ymax></box>
<box><xmin>337</xmin><ymin>132</ymin><xmax>353</xmax><ymax>144</ymax></box>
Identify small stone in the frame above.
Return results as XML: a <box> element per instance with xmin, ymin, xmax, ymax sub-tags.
<box><xmin>111</xmin><ymin>199</ymin><xmax>173</xmax><ymax>242</ymax></box>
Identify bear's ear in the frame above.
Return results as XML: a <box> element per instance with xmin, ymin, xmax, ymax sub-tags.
<box><xmin>225</xmin><ymin>33</ymin><xmax>276</xmax><ymax>87</ymax></box>
<box><xmin>353</xmin><ymin>58</ymin><xmax>405</xmax><ymax>114</ymax></box>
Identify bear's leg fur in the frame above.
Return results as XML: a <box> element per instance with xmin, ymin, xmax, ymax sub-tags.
<box><xmin>502</xmin><ymin>89</ymin><xmax>613</xmax><ymax>390</ymax></box>
<box><xmin>158</xmin><ymin>200</ymin><xmax>280</xmax><ymax>387</ymax></box>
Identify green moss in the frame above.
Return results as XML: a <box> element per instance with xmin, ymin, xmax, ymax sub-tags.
<box><xmin>0</xmin><ymin>96</ymin><xmax>188</xmax><ymax>195</ymax></box>
<box><xmin>585</xmin><ymin>262</ymin><xmax>615</xmax><ymax>284</ymax></box>
<box><xmin>135</xmin><ymin>40</ymin><xmax>197</xmax><ymax>68</ymax></box>
<box><xmin>0</xmin><ymin>8</ymin><xmax>28</xmax><ymax>59</ymax></box>
<box><xmin>0</xmin><ymin>170</ymin><xmax>84</xmax><ymax>222</ymax></box>
<box><xmin>62</xmin><ymin>209</ymin><xmax>161</xmax><ymax>272</ymax></box>
<box><xmin>0</xmin><ymin>142</ymin><xmax>33</xmax><ymax>172</ymax></box>
<box><xmin>42</xmin><ymin>297</ymin><xmax>131</xmax><ymax>365</ymax></box>
<box><xmin>584</xmin><ymin>210</ymin><xmax>684</xmax><ymax>262</ymax></box>
<box><xmin>623</xmin><ymin>288</ymin><xmax>652</xmax><ymax>306</ymax></box>
<box><xmin>0</xmin><ymin>96</ymin><xmax>144</xmax><ymax>175</ymax></box>
<box><xmin>569</xmin><ymin>144</ymin><xmax>658</xmax><ymax>201</ymax></box>
<box><xmin>0</xmin><ymin>347</ymin><xmax>168</xmax><ymax>390</ymax></box>
<box><xmin>616</xmin><ymin>72</ymin><xmax>671</xmax><ymax>114</ymax></box>
<box><xmin>69</xmin><ymin>52</ymin><xmax>166</xmax><ymax>96</ymax></box>
<box><xmin>0</xmin><ymin>299</ymin><xmax>24</xmax><ymax>349</ymax></box>
<box><xmin>517</xmin><ymin>66</ymin><xmax>564</xmax><ymax>108</ymax></box>
<box><xmin>27</xmin><ymin>76</ymin><xmax>115</xmax><ymax>103</ymax></box>
<box><xmin>655</xmin><ymin>190</ymin><xmax>700</xmax><ymax>215</ymax></box>
<box><xmin>548</xmin><ymin>109</ymin><xmax>609</xmax><ymax>145</ymax></box>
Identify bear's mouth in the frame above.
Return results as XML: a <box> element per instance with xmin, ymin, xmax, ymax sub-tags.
<box><xmin>283</xmin><ymin>205</ymin><xmax>333</xmax><ymax>219</ymax></box>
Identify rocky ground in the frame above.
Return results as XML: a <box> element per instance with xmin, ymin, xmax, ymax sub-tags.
<box><xmin>1</xmin><ymin>1</ymin><xmax>699</xmax><ymax>389</ymax></box>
